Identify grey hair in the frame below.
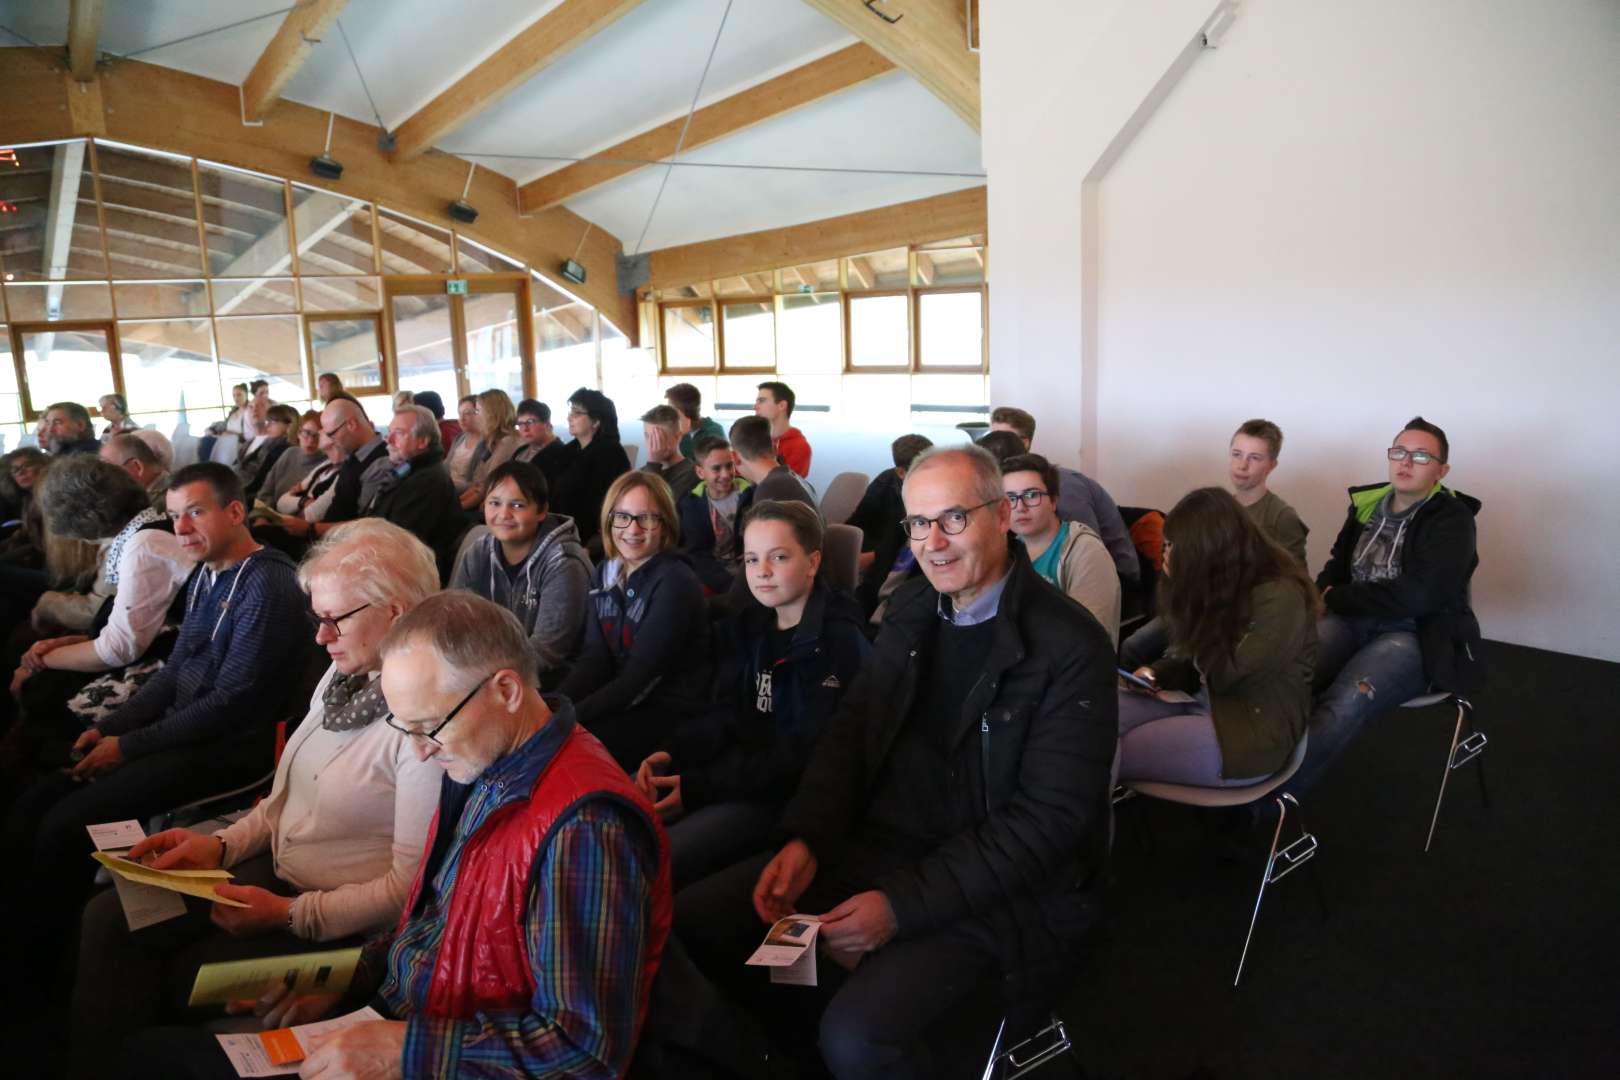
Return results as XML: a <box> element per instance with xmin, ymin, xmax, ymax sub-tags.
<box><xmin>298</xmin><ymin>519</ymin><xmax>440</xmax><ymax>612</ymax></box>
<box><xmin>905</xmin><ymin>443</ymin><xmax>1004</xmax><ymax>506</ymax></box>
<box><xmin>395</xmin><ymin>404</ymin><xmax>442</xmax><ymax>453</ymax></box>
<box><xmin>380</xmin><ymin>590</ymin><xmax>539</xmax><ymax>689</ymax></box>
<box><xmin>39</xmin><ymin>456</ymin><xmax>151</xmax><ymax>540</ymax></box>
<box><xmin>105</xmin><ymin>432</ymin><xmax>161</xmax><ymax>468</ymax></box>
<box><xmin>133</xmin><ymin>428</ymin><xmax>174</xmax><ymax>469</ymax></box>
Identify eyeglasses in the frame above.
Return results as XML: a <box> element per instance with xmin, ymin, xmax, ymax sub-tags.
<box><xmin>321</xmin><ymin>416</ymin><xmax>351</xmax><ymax>439</ymax></box>
<box><xmin>567</xmin><ymin>407</ymin><xmax>588</xmax><ymax>418</ymax></box>
<box><xmin>610</xmin><ymin>511</ymin><xmax>663</xmax><ymax>530</ymax></box>
<box><xmin>384</xmin><ymin>672</ymin><xmax>493</xmax><ymax>747</ymax></box>
<box><xmin>312</xmin><ymin>603</ymin><xmax>370</xmax><ymax>638</ymax></box>
<box><xmin>898</xmin><ymin>499</ymin><xmax>1001</xmax><ymax>542</ymax></box>
<box><xmin>298</xmin><ymin>428</ymin><xmax>321</xmax><ymax>440</ymax></box>
<box><xmin>1387</xmin><ymin>446</ymin><xmax>1442</xmax><ymax>466</ymax></box>
<box><xmin>516</xmin><ymin>418</ymin><xmax>543</xmax><ymax>429</ymax></box>
<box><xmin>1004</xmin><ymin>488</ymin><xmax>1049</xmax><ymax>509</ymax></box>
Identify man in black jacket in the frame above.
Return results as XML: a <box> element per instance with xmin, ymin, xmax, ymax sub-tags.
<box><xmin>369</xmin><ymin>404</ymin><xmax>464</xmax><ymax>584</ymax></box>
<box><xmin>1293</xmin><ymin>416</ymin><xmax>1481</xmax><ymax>792</ymax></box>
<box><xmin>675</xmin><ymin>445</ymin><xmax>1117</xmax><ymax>1080</ymax></box>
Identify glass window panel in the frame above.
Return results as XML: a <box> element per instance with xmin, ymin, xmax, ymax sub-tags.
<box><xmin>211</xmin><ymin>278</ymin><xmax>298</xmax><ymax>316</ymax></box>
<box><xmin>392</xmin><ymin>292</ymin><xmax>458</xmax><ymax>407</ymax></box>
<box><xmin>777</xmin><ymin>293</ymin><xmax>841</xmax><ymax>375</ymax></box>
<box><xmin>779</xmin><ymin>259</ymin><xmax>838</xmax><ymax>293</ymax></box>
<box><xmin>113</xmin><ymin>280</ymin><xmax>209</xmax><ymax>319</ymax></box>
<box><xmin>378</xmin><ymin>210</ymin><xmax>453</xmax><ymax>275</ymax></box>
<box><xmin>661</xmin><ymin>304</ymin><xmax>715</xmax><ymax>370</ymax></box>
<box><xmin>0</xmin><ymin>141</ymin><xmax>106</xmax><ymax>280</ymax></box>
<box><xmin>93</xmin><ymin>144</ymin><xmax>205</xmax><ymax>278</ymax></box>
<box><xmin>914</xmin><ymin>247</ymin><xmax>984</xmax><ymax>286</ymax></box>
<box><xmin>534</xmin><ymin>277</ymin><xmax>597</xmax><ymax>410</ymax></box>
<box><xmin>714</xmin><ymin>273</ymin><xmax>772</xmax><ymax>298</ymax></box>
<box><xmin>118</xmin><ymin>319</ymin><xmax>220</xmax><ymax>413</ymax></box>
<box><xmin>289</xmin><ymin>185</ymin><xmax>377</xmax><ymax>274</ymax></box>
<box><xmin>0</xmin><ymin>327</ymin><xmax>21</xmax><ymax>428</ymax></box>
<box><xmin>19</xmin><ymin>326</ymin><xmax>116</xmax><ymax>412</ymax></box>
<box><xmin>456</xmin><ymin>236</ymin><xmax>523</xmax><ymax>275</ymax></box>
<box><xmin>721</xmin><ymin>300</ymin><xmax>774</xmax><ymax>370</ymax></box>
<box><xmin>848</xmin><ymin>294</ymin><xmax>910</xmax><ymax>368</ymax></box>
<box><xmin>918</xmin><ymin>291</ymin><xmax>984</xmax><ymax>368</ymax></box>
<box><xmin>214</xmin><ymin>315</ymin><xmax>305</xmax><ymax>401</ymax></box>
<box><xmin>463</xmin><ymin>290</ymin><xmax>524</xmax><ymax>402</ymax></box>
<box><xmin>301</xmin><ymin>276</ymin><xmax>380</xmax><ymax>313</ymax></box>
<box><xmin>846</xmin><ymin>247</ymin><xmax>908</xmax><ymax>290</ymax></box>
<box><xmin>600</xmin><ymin>344</ymin><xmax>658</xmax><ymax>423</ymax></box>
<box><xmin>196</xmin><ymin>163</ymin><xmax>291</xmax><ymax>279</ymax></box>
<box><xmin>310</xmin><ymin>317</ymin><xmax>384</xmax><ymax>392</ymax></box>
<box><xmin>4</xmin><ymin>282</ymin><xmax>113</xmax><ymax>321</ymax></box>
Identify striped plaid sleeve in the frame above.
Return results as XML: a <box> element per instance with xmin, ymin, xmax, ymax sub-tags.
<box><xmin>400</xmin><ymin>801</ymin><xmax>657</xmax><ymax>1079</ymax></box>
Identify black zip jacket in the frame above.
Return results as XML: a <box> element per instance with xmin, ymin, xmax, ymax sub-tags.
<box><xmin>1317</xmin><ymin>483</ymin><xmax>1482</xmax><ymax>695</ymax></box>
<box><xmin>668</xmin><ymin>583</ymin><xmax>871</xmax><ymax>811</ymax></box>
<box><xmin>780</xmin><ymin>540</ymin><xmax>1117</xmax><ymax>992</ymax></box>
<box><xmin>370</xmin><ymin>449</ymin><xmax>464</xmax><ymax>585</ymax></box>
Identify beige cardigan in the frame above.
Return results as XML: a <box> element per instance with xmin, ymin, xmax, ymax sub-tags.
<box><xmin>216</xmin><ymin>664</ymin><xmax>442</xmax><ymax>941</ymax></box>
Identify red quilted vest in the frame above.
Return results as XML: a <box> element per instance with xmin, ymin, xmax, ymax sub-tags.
<box><xmin>396</xmin><ymin>723</ymin><xmax>672</xmax><ymax>1041</ymax></box>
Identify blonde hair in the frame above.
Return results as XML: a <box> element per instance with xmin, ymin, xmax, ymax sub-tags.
<box><xmin>476</xmin><ymin>389</ymin><xmax>517</xmax><ymax>444</ymax></box>
<box><xmin>600</xmin><ymin>470</ymin><xmax>678</xmax><ymax>562</ymax></box>
<box><xmin>298</xmin><ymin>519</ymin><xmax>440</xmax><ymax>611</ymax></box>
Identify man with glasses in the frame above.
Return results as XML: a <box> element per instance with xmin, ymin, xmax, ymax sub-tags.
<box><xmin>1002</xmin><ymin>452</ymin><xmax>1120</xmax><ymax>645</ymax></box>
<box><xmin>100</xmin><ymin>432</ymin><xmax>171</xmax><ymax>511</ymax></box>
<box><xmin>677</xmin><ymin>444</ymin><xmax>1116</xmax><ymax>1079</ymax></box>
<box><xmin>276</xmin><ymin>395</ymin><xmax>391</xmax><ymax>543</ymax></box>
<box><xmin>254</xmin><ymin>591</ymin><xmax>671</xmax><ymax>1080</ymax></box>
<box><xmin>1293</xmin><ymin>416</ymin><xmax>1482</xmax><ymax>792</ymax></box>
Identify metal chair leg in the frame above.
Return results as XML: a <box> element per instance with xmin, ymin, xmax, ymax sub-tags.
<box><xmin>1234</xmin><ymin>792</ymin><xmax>1319</xmax><ymax>987</ymax></box>
<box><xmin>1425</xmin><ymin>696</ymin><xmax>1488</xmax><ymax>852</ymax></box>
<box><xmin>981</xmin><ymin>1015</ymin><xmax>1076</xmax><ymax>1080</ymax></box>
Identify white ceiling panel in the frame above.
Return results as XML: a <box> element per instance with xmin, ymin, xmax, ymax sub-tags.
<box><xmin>0</xmin><ymin>0</ymin><xmax>285</xmax><ymax>83</ymax></box>
<box><xmin>567</xmin><ymin>73</ymin><xmax>984</xmax><ymax>252</ymax></box>
<box><xmin>447</xmin><ymin>0</ymin><xmax>855</xmax><ymax>182</ymax></box>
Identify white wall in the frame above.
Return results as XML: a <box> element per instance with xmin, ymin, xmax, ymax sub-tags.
<box><xmin>985</xmin><ymin>0</ymin><xmax>1620</xmax><ymax>661</ymax></box>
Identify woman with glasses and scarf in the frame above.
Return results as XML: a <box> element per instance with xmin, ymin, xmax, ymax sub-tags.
<box><xmin>68</xmin><ymin>520</ymin><xmax>444</xmax><ymax>1072</ymax></box>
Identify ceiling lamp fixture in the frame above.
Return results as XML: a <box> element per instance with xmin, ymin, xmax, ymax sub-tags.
<box><xmin>309</xmin><ymin>112</ymin><xmax>343</xmax><ymax>181</ymax></box>
<box><xmin>447</xmin><ymin>163</ymin><xmax>479</xmax><ymax>224</ymax></box>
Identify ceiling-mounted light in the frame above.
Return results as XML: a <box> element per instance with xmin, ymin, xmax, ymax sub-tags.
<box><xmin>447</xmin><ymin>162</ymin><xmax>478</xmax><ymax>224</ymax></box>
<box><xmin>309</xmin><ymin>112</ymin><xmax>343</xmax><ymax>181</ymax></box>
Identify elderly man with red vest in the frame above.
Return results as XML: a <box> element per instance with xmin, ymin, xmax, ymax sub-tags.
<box><xmin>119</xmin><ymin>591</ymin><xmax>672</xmax><ymax>1080</ymax></box>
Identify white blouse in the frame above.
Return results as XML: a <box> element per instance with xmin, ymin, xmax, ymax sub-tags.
<box><xmin>93</xmin><ymin>530</ymin><xmax>191</xmax><ymax>669</ymax></box>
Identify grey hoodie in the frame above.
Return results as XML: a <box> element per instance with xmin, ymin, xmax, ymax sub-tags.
<box><xmin>450</xmin><ymin>513</ymin><xmax>593</xmax><ymax>677</ymax></box>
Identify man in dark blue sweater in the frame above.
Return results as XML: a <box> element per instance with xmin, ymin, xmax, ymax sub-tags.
<box><xmin>2</xmin><ymin>463</ymin><xmax>308</xmax><ymax>975</ymax></box>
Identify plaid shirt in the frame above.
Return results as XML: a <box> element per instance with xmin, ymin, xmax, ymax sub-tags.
<box><xmin>375</xmin><ymin>707</ymin><xmax>659</xmax><ymax>1078</ymax></box>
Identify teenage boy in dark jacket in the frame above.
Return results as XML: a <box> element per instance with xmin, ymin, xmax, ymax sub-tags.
<box><xmin>639</xmin><ymin>501</ymin><xmax>871</xmax><ymax>887</ymax></box>
<box><xmin>677</xmin><ymin>436</ymin><xmax>754</xmax><ymax>593</ymax></box>
<box><xmin>1293</xmin><ymin>416</ymin><xmax>1481</xmax><ymax>792</ymax></box>
<box><xmin>676</xmin><ymin>446</ymin><xmax>1117</xmax><ymax>1080</ymax></box>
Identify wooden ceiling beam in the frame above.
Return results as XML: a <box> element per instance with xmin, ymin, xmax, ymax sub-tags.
<box><xmin>518</xmin><ymin>42</ymin><xmax>895</xmax><ymax>212</ymax></box>
<box><xmin>797</xmin><ymin>0</ymin><xmax>979</xmax><ymax>131</ymax></box>
<box><xmin>241</xmin><ymin>0</ymin><xmax>352</xmax><ymax>122</ymax></box>
<box><xmin>67</xmin><ymin>0</ymin><xmax>104</xmax><ymax>82</ymax></box>
<box><xmin>645</xmin><ymin>185</ymin><xmax>985</xmax><ymax>289</ymax></box>
<box><xmin>390</xmin><ymin>0</ymin><xmax>651</xmax><ymax>162</ymax></box>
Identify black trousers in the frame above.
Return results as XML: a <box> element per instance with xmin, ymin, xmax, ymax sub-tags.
<box><xmin>674</xmin><ymin>846</ymin><xmax>1003</xmax><ymax>1080</ymax></box>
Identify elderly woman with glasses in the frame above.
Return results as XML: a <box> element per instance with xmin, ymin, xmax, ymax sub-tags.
<box><xmin>68</xmin><ymin>519</ymin><xmax>444</xmax><ymax>1066</ymax></box>
<box><xmin>560</xmin><ymin>470</ymin><xmax>711</xmax><ymax>771</ymax></box>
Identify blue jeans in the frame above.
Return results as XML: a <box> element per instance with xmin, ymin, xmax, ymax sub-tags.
<box><xmin>1291</xmin><ymin>614</ymin><xmax>1428</xmax><ymax>793</ymax></box>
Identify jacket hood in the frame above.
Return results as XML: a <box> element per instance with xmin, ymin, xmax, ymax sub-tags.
<box><xmin>595</xmin><ymin>546</ymin><xmax>697</xmax><ymax>592</ymax></box>
<box><xmin>690</xmin><ymin>477</ymin><xmax>752</xmax><ymax>499</ymax></box>
<box><xmin>1347</xmin><ymin>482</ymin><xmax>1481</xmax><ymax>523</ymax></box>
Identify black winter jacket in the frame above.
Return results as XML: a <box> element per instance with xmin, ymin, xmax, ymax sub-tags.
<box><xmin>369</xmin><ymin>450</ymin><xmax>464</xmax><ymax>584</ymax></box>
<box><xmin>677</xmin><ymin>484</ymin><xmax>756</xmax><ymax>593</ymax></box>
<box><xmin>781</xmin><ymin>541</ymin><xmax>1117</xmax><ymax>993</ymax></box>
<box><xmin>1317</xmin><ymin>483</ymin><xmax>1482</xmax><ymax>695</ymax></box>
<box><xmin>555</xmin><ymin>437</ymin><xmax>632</xmax><ymax>546</ymax></box>
<box><xmin>668</xmin><ymin>583</ymin><xmax>871</xmax><ymax>811</ymax></box>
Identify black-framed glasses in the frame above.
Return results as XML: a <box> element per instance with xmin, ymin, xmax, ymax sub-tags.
<box><xmin>321</xmin><ymin>415</ymin><xmax>352</xmax><ymax>439</ymax></box>
<box><xmin>1004</xmin><ymin>488</ymin><xmax>1049</xmax><ymax>509</ymax></box>
<box><xmin>516</xmin><ymin>418</ymin><xmax>544</xmax><ymax>429</ymax></box>
<box><xmin>384</xmin><ymin>672</ymin><xmax>494</xmax><ymax>747</ymax></box>
<box><xmin>1387</xmin><ymin>446</ymin><xmax>1442</xmax><ymax>466</ymax></box>
<box><xmin>610</xmin><ymin>511</ymin><xmax>663</xmax><ymax>530</ymax></box>
<box><xmin>898</xmin><ymin>499</ymin><xmax>1001</xmax><ymax>542</ymax></box>
<box><xmin>312</xmin><ymin>603</ymin><xmax>370</xmax><ymax>638</ymax></box>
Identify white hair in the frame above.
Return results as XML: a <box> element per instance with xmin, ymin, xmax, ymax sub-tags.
<box><xmin>298</xmin><ymin>519</ymin><xmax>440</xmax><ymax>610</ymax></box>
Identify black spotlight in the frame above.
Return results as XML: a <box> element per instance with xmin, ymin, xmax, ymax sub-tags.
<box><xmin>309</xmin><ymin>154</ymin><xmax>344</xmax><ymax>181</ymax></box>
<box><xmin>447</xmin><ymin>199</ymin><xmax>479</xmax><ymax>225</ymax></box>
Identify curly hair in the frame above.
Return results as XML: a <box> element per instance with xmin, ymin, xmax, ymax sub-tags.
<box><xmin>39</xmin><ymin>456</ymin><xmax>151</xmax><ymax>540</ymax></box>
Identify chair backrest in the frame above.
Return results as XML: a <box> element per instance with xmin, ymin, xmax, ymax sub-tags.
<box><xmin>622</xmin><ymin>443</ymin><xmax>640</xmax><ymax>468</ymax></box>
<box><xmin>208</xmin><ymin>431</ymin><xmax>241</xmax><ymax>465</ymax></box>
<box><xmin>818</xmin><ymin>471</ymin><xmax>871</xmax><ymax>526</ymax></box>
<box><xmin>821</xmin><ymin>523</ymin><xmax>863</xmax><ymax>594</ymax></box>
<box><xmin>169</xmin><ymin>423</ymin><xmax>201</xmax><ymax>469</ymax></box>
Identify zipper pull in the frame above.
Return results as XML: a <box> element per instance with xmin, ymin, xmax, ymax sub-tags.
<box><xmin>981</xmin><ymin>715</ymin><xmax>990</xmax><ymax>733</ymax></box>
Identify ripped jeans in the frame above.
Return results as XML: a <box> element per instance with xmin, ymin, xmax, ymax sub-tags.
<box><xmin>1291</xmin><ymin>614</ymin><xmax>1427</xmax><ymax>793</ymax></box>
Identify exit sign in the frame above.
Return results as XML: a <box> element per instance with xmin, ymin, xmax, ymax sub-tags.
<box><xmin>446</xmin><ymin>279</ymin><xmax>468</xmax><ymax>295</ymax></box>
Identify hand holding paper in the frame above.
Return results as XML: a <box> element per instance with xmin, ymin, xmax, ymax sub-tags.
<box><xmin>752</xmin><ymin>839</ymin><xmax>818</xmax><ymax>924</ymax></box>
<box><xmin>818</xmin><ymin>890</ymin><xmax>897</xmax><ymax>955</ymax></box>
<box><xmin>91</xmin><ymin>851</ymin><xmax>248</xmax><ymax>907</ymax></box>
<box><xmin>130</xmin><ymin>827</ymin><xmax>224</xmax><ymax>871</ymax></box>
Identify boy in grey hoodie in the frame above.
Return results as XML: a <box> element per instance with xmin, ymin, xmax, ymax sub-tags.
<box><xmin>449</xmin><ymin>460</ymin><xmax>592</xmax><ymax>687</ymax></box>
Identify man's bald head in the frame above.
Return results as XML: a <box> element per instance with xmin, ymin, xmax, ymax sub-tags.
<box><xmin>321</xmin><ymin>396</ymin><xmax>371</xmax><ymax>454</ymax></box>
